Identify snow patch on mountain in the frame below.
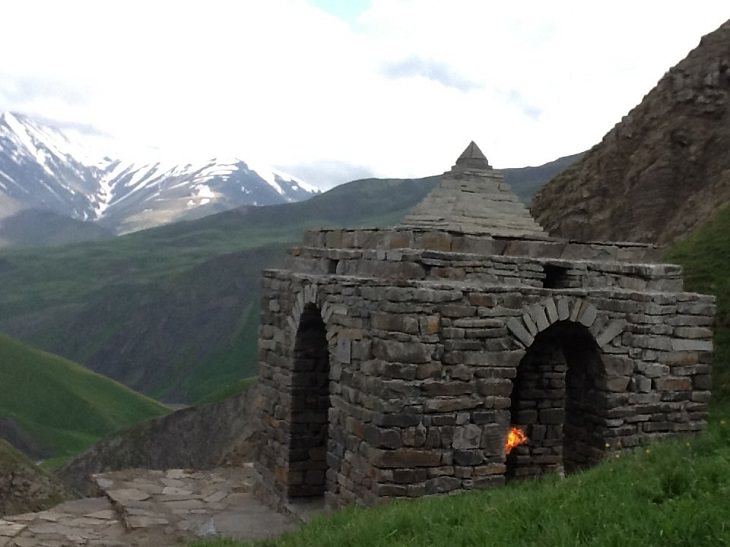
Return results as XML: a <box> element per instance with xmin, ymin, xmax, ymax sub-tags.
<box><xmin>0</xmin><ymin>112</ymin><xmax>320</xmax><ymax>233</ymax></box>
<box><xmin>244</xmin><ymin>160</ymin><xmax>317</xmax><ymax>199</ymax></box>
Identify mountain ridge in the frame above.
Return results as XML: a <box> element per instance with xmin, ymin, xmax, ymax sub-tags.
<box><xmin>0</xmin><ymin>112</ymin><xmax>319</xmax><ymax>235</ymax></box>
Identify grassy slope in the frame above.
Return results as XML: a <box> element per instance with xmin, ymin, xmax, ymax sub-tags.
<box><xmin>0</xmin><ymin>209</ymin><xmax>114</xmax><ymax>249</ymax></box>
<box><xmin>0</xmin><ymin>332</ymin><xmax>169</xmax><ymax>459</ymax></box>
<box><xmin>191</xmin><ymin>208</ymin><xmax>730</xmax><ymax>547</ymax></box>
<box><xmin>665</xmin><ymin>204</ymin><xmax>729</xmax><ymax>399</ymax></box>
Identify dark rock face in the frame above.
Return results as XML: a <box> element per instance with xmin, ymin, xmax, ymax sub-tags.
<box><xmin>0</xmin><ymin>418</ymin><xmax>51</xmax><ymax>460</ymax></box>
<box><xmin>531</xmin><ymin>19</ymin><xmax>730</xmax><ymax>245</ymax></box>
<box><xmin>56</xmin><ymin>386</ymin><xmax>259</xmax><ymax>496</ymax></box>
<box><xmin>0</xmin><ymin>440</ymin><xmax>72</xmax><ymax>516</ymax></box>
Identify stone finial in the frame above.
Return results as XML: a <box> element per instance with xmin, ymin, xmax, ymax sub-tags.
<box><xmin>454</xmin><ymin>141</ymin><xmax>491</xmax><ymax>170</ymax></box>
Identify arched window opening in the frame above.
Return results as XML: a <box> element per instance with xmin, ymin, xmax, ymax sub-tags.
<box><xmin>507</xmin><ymin>321</ymin><xmax>605</xmax><ymax>479</ymax></box>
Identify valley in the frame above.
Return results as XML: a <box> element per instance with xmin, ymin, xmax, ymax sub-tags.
<box><xmin>0</xmin><ymin>332</ymin><xmax>168</xmax><ymax>461</ymax></box>
<box><xmin>0</xmin><ymin>154</ymin><xmax>573</xmax><ymax>405</ymax></box>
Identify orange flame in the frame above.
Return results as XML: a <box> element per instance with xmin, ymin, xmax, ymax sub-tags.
<box><xmin>505</xmin><ymin>426</ymin><xmax>528</xmax><ymax>454</ymax></box>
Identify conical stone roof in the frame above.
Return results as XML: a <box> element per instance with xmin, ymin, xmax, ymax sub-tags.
<box><xmin>401</xmin><ymin>141</ymin><xmax>547</xmax><ymax>237</ymax></box>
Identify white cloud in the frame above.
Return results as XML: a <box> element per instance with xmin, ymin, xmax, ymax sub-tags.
<box><xmin>1</xmin><ymin>0</ymin><xmax>728</xmax><ymax>187</ymax></box>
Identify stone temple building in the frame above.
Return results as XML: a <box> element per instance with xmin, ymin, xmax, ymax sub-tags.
<box><xmin>254</xmin><ymin>142</ymin><xmax>715</xmax><ymax>508</ymax></box>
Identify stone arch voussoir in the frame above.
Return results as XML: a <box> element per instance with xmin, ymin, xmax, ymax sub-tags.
<box><xmin>506</xmin><ymin>296</ymin><xmax>626</xmax><ymax>349</ymax></box>
<box><xmin>287</xmin><ymin>283</ymin><xmax>343</xmax><ymax>351</ymax></box>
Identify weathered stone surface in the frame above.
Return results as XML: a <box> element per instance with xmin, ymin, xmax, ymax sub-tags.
<box><xmin>655</xmin><ymin>377</ymin><xmax>692</xmax><ymax>391</ymax></box>
<box><xmin>371</xmin><ymin>449</ymin><xmax>443</xmax><ymax>468</ymax></box>
<box><xmin>424</xmin><ymin>476</ymin><xmax>462</xmax><ymax>494</ymax></box>
<box><xmin>0</xmin><ymin>440</ymin><xmax>72</xmax><ymax>518</ymax></box>
<box><xmin>596</xmin><ymin>320</ymin><xmax>626</xmax><ymax>347</ymax></box>
<box><xmin>451</xmin><ymin>425</ymin><xmax>482</xmax><ymax>450</ymax></box>
<box><xmin>58</xmin><ymin>385</ymin><xmax>260</xmax><ymax>496</ymax></box>
<box><xmin>506</xmin><ymin>317</ymin><xmax>534</xmax><ymax>347</ymax></box>
<box><xmin>557</xmin><ymin>297</ymin><xmax>570</xmax><ymax>320</ymax></box>
<box><xmin>603</xmin><ymin>355</ymin><xmax>634</xmax><ymax>377</ymax></box>
<box><xmin>0</xmin><ymin>465</ymin><xmax>294</xmax><ymax>546</ymax></box>
<box><xmin>453</xmin><ymin>450</ymin><xmax>484</xmax><ymax>466</ymax></box>
<box><xmin>671</xmin><ymin>339</ymin><xmax>713</xmax><ymax>352</ymax></box>
<box><xmin>372</xmin><ymin>339</ymin><xmax>430</xmax><ymax>363</ymax></box>
<box><xmin>578</xmin><ymin>302</ymin><xmax>598</xmax><ymax>327</ymax></box>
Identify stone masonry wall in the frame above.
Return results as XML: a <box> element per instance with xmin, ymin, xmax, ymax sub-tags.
<box><xmin>255</xmin><ymin>269</ymin><xmax>715</xmax><ymax>508</ymax></box>
<box><xmin>289</xmin><ymin>246</ymin><xmax>682</xmax><ymax>293</ymax></box>
<box><xmin>300</xmin><ymin>228</ymin><xmax>662</xmax><ymax>262</ymax></box>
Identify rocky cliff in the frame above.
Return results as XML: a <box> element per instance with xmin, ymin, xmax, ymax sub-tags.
<box><xmin>56</xmin><ymin>385</ymin><xmax>259</xmax><ymax>495</ymax></box>
<box><xmin>531</xmin><ymin>19</ymin><xmax>730</xmax><ymax>245</ymax></box>
<box><xmin>0</xmin><ymin>440</ymin><xmax>73</xmax><ymax>516</ymax></box>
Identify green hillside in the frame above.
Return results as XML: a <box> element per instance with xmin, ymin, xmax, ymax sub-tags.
<box><xmin>501</xmin><ymin>151</ymin><xmax>583</xmax><ymax>203</ymax></box>
<box><xmin>0</xmin><ymin>209</ymin><xmax>114</xmax><ymax>249</ymax></box>
<box><xmin>0</xmin><ymin>332</ymin><xmax>169</xmax><ymax>460</ymax></box>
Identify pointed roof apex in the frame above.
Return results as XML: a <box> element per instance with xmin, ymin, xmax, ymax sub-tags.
<box><xmin>454</xmin><ymin>141</ymin><xmax>491</xmax><ymax>170</ymax></box>
<box><xmin>401</xmin><ymin>139</ymin><xmax>546</xmax><ymax>237</ymax></box>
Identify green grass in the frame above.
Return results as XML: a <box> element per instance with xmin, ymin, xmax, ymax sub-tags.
<box><xmin>194</xmin><ymin>377</ymin><xmax>258</xmax><ymax>406</ymax></box>
<box><xmin>665</xmin><ymin>204</ymin><xmax>730</xmax><ymax>399</ymax></box>
<box><xmin>192</xmin><ymin>410</ymin><xmax>730</xmax><ymax>547</ymax></box>
<box><xmin>191</xmin><ymin>205</ymin><xmax>730</xmax><ymax>547</ymax></box>
<box><xmin>0</xmin><ymin>332</ymin><xmax>169</xmax><ymax>460</ymax></box>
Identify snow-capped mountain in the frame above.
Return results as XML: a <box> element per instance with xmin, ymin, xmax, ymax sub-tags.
<box><xmin>0</xmin><ymin>112</ymin><xmax>319</xmax><ymax>233</ymax></box>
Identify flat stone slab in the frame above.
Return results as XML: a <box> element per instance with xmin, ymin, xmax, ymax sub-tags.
<box><xmin>0</xmin><ymin>498</ymin><xmax>128</xmax><ymax>546</ymax></box>
<box><xmin>0</xmin><ymin>464</ymin><xmax>300</xmax><ymax>546</ymax></box>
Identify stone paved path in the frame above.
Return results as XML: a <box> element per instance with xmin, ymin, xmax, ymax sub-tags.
<box><xmin>0</xmin><ymin>464</ymin><xmax>298</xmax><ymax>546</ymax></box>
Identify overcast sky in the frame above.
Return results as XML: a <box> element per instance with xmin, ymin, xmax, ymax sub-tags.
<box><xmin>1</xmin><ymin>1</ymin><xmax>728</xmax><ymax>188</ymax></box>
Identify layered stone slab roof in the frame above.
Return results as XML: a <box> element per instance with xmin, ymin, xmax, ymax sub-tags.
<box><xmin>401</xmin><ymin>141</ymin><xmax>546</xmax><ymax>237</ymax></box>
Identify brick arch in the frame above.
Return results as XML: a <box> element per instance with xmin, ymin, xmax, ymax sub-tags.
<box><xmin>508</xmin><ymin>320</ymin><xmax>609</xmax><ymax>478</ymax></box>
<box><xmin>286</xmin><ymin>283</ymin><xmax>340</xmax><ymax>349</ymax></box>
<box><xmin>505</xmin><ymin>296</ymin><xmax>625</xmax><ymax>350</ymax></box>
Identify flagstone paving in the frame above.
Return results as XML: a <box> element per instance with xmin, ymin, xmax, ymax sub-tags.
<box><xmin>0</xmin><ymin>464</ymin><xmax>298</xmax><ymax>546</ymax></box>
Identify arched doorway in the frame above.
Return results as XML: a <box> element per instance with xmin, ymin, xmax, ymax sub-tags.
<box><xmin>507</xmin><ymin>321</ymin><xmax>606</xmax><ymax>478</ymax></box>
<box><xmin>288</xmin><ymin>303</ymin><xmax>330</xmax><ymax>498</ymax></box>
